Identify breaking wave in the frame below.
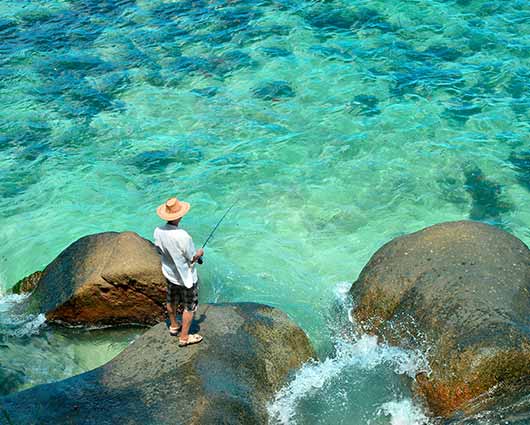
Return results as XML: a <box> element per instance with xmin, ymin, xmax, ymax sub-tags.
<box><xmin>378</xmin><ymin>399</ymin><xmax>431</xmax><ymax>425</ymax></box>
<box><xmin>268</xmin><ymin>282</ymin><xmax>431</xmax><ymax>425</ymax></box>
<box><xmin>0</xmin><ymin>291</ymin><xmax>46</xmax><ymax>337</ymax></box>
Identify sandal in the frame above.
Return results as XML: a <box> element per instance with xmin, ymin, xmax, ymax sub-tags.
<box><xmin>179</xmin><ymin>334</ymin><xmax>203</xmax><ymax>347</ymax></box>
<box><xmin>169</xmin><ymin>325</ymin><xmax>181</xmax><ymax>337</ymax></box>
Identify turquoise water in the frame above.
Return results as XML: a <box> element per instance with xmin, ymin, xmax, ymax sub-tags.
<box><xmin>1</xmin><ymin>0</ymin><xmax>529</xmax><ymax>422</ymax></box>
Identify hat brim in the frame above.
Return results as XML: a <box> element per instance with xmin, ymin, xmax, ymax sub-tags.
<box><xmin>156</xmin><ymin>201</ymin><xmax>190</xmax><ymax>221</ymax></box>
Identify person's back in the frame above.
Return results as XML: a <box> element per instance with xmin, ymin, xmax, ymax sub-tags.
<box><xmin>154</xmin><ymin>224</ymin><xmax>197</xmax><ymax>289</ymax></box>
<box><xmin>154</xmin><ymin>197</ymin><xmax>204</xmax><ymax>347</ymax></box>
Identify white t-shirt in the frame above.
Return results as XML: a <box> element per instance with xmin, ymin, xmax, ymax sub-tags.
<box><xmin>153</xmin><ymin>224</ymin><xmax>198</xmax><ymax>288</ymax></box>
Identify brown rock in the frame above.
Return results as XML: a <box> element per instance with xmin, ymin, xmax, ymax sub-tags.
<box><xmin>22</xmin><ymin>231</ymin><xmax>167</xmax><ymax>326</ymax></box>
<box><xmin>0</xmin><ymin>303</ymin><xmax>316</xmax><ymax>425</ymax></box>
<box><xmin>444</xmin><ymin>375</ymin><xmax>530</xmax><ymax>424</ymax></box>
<box><xmin>350</xmin><ymin>221</ymin><xmax>530</xmax><ymax>419</ymax></box>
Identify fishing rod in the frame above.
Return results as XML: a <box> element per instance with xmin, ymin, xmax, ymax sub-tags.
<box><xmin>196</xmin><ymin>200</ymin><xmax>238</xmax><ymax>264</ymax></box>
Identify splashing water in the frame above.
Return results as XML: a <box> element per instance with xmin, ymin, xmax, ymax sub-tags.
<box><xmin>0</xmin><ymin>292</ymin><xmax>46</xmax><ymax>338</ymax></box>
<box><xmin>268</xmin><ymin>282</ymin><xmax>431</xmax><ymax>425</ymax></box>
<box><xmin>377</xmin><ymin>400</ymin><xmax>431</xmax><ymax>425</ymax></box>
<box><xmin>268</xmin><ymin>334</ymin><xmax>430</xmax><ymax>425</ymax></box>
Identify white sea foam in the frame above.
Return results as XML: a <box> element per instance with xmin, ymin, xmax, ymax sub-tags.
<box><xmin>0</xmin><ymin>292</ymin><xmax>46</xmax><ymax>337</ymax></box>
<box><xmin>378</xmin><ymin>399</ymin><xmax>431</xmax><ymax>425</ymax></box>
<box><xmin>267</xmin><ymin>280</ymin><xmax>431</xmax><ymax>424</ymax></box>
<box><xmin>267</xmin><ymin>334</ymin><xmax>430</xmax><ymax>424</ymax></box>
<box><xmin>332</xmin><ymin>281</ymin><xmax>352</xmax><ymax>302</ymax></box>
<box><xmin>0</xmin><ymin>292</ymin><xmax>29</xmax><ymax>312</ymax></box>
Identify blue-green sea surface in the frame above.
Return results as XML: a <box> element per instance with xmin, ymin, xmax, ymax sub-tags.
<box><xmin>1</xmin><ymin>0</ymin><xmax>529</xmax><ymax>423</ymax></box>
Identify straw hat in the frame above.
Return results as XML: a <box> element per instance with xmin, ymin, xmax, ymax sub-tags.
<box><xmin>156</xmin><ymin>197</ymin><xmax>191</xmax><ymax>221</ymax></box>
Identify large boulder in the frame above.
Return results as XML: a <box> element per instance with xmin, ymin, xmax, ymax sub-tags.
<box><xmin>19</xmin><ymin>232</ymin><xmax>167</xmax><ymax>326</ymax></box>
<box><xmin>350</xmin><ymin>221</ymin><xmax>530</xmax><ymax>419</ymax></box>
<box><xmin>0</xmin><ymin>303</ymin><xmax>315</xmax><ymax>425</ymax></box>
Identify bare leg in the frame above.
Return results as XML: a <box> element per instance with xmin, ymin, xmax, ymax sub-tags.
<box><xmin>166</xmin><ymin>302</ymin><xmax>180</xmax><ymax>330</ymax></box>
<box><xmin>179</xmin><ymin>310</ymin><xmax>194</xmax><ymax>341</ymax></box>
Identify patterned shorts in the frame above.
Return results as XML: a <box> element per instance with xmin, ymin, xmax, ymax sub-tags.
<box><xmin>166</xmin><ymin>279</ymin><xmax>199</xmax><ymax>313</ymax></box>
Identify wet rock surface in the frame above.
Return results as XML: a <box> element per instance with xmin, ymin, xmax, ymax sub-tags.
<box><xmin>0</xmin><ymin>366</ymin><xmax>25</xmax><ymax>397</ymax></box>
<box><xmin>19</xmin><ymin>232</ymin><xmax>167</xmax><ymax>326</ymax></box>
<box><xmin>0</xmin><ymin>303</ymin><xmax>315</xmax><ymax>425</ymax></box>
<box><xmin>350</xmin><ymin>221</ymin><xmax>530</xmax><ymax>419</ymax></box>
<box><xmin>445</xmin><ymin>376</ymin><xmax>530</xmax><ymax>424</ymax></box>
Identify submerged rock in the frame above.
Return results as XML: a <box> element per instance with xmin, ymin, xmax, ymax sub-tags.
<box><xmin>131</xmin><ymin>146</ymin><xmax>203</xmax><ymax>173</ymax></box>
<box><xmin>191</xmin><ymin>86</ymin><xmax>219</xmax><ymax>98</ymax></box>
<box><xmin>305</xmin><ymin>5</ymin><xmax>390</xmax><ymax>32</ymax></box>
<box><xmin>309</xmin><ymin>45</ymin><xmax>354</xmax><ymax>62</ymax></box>
<box><xmin>235</xmin><ymin>24</ymin><xmax>291</xmax><ymax>45</ymax></box>
<box><xmin>253</xmin><ymin>80</ymin><xmax>295</xmax><ymax>101</ymax></box>
<box><xmin>213</xmin><ymin>7</ymin><xmax>262</xmax><ymax>32</ymax></box>
<box><xmin>150</xmin><ymin>0</ymin><xmax>206</xmax><ymax>20</ymax></box>
<box><xmin>391</xmin><ymin>67</ymin><xmax>464</xmax><ymax>97</ymax></box>
<box><xmin>0</xmin><ymin>366</ymin><xmax>25</xmax><ymax>397</ymax></box>
<box><xmin>20</xmin><ymin>232</ymin><xmax>167</xmax><ymax>326</ymax></box>
<box><xmin>170</xmin><ymin>55</ymin><xmax>217</xmax><ymax>76</ymax></box>
<box><xmin>1</xmin><ymin>163</ymin><xmax>44</xmax><ymax>200</ymax></box>
<box><xmin>507</xmin><ymin>68</ymin><xmax>530</xmax><ymax>99</ymax></box>
<box><xmin>463</xmin><ymin>166</ymin><xmax>512</xmax><ymax>222</ymax></box>
<box><xmin>443</xmin><ymin>100</ymin><xmax>482</xmax><ymax>123</ymax></box>
<box><xmin>36</xmin><ymin>54</ymin><xmax>114</xmax><ymax>77</ymax></box>
<box><xmin>70</xmin><ymin>0</ymin><xmax>137</xmax><ymax>17</ymax></box>
<box><xmin>212</xmin><ymin>50</ymin><xmax>257</xmax><ymax>76</ymax></box>
<box><xmin>350</xmin><ymin>221</ymin><xmax>530</xmax><ymax>419</ymax></box>
<box><xmin>0</xmin><ymin>303</ymin><xmax>315</xmax><ymax>425</ymax></box>
<box><xmin>425</xmin><ymin>45</ymin><xmax>463</xmax><ymax>62</ymax></box>
<box><xmin>92</xmin><ymin>71</ymin><xmax>131</xmax><ymax>96</ymax></box>
<box><xmin>348</xmin><ymin>95</ymin><xmax>380</xmax><ymax>116</ymax></box>
<box><xmin>260</xmin><ymin>47</ymin><xmax>292</xmax><ymax>57</ymax></box>
<box><xmin>509</xmin><ymin>150</ymin><xmax>530</xmax><ymax>192</ymax></box>
<box><xmin>305</xmin><ymin>6</ymin><xmax>359</xmax><ymax>30</ymax></box>
<box><xmin>2</xmin><ymin>122</ymin><xmax>52</xmax><ymax>150</ymax></box>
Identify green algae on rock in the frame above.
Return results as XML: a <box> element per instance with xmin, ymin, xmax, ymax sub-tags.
<box><xmin>0</xmin><ymin>303</ymin><xmax>315</xmax><ymax>425</ymax></box>
<box><xmin>350</xmin><ymin>221</ymin><xmax>530</xmax><ymax>419</ymax></box>
<box><xmin>10</xmin><ymin>271</ymin><xmax>43</xmax><ymax>295</ymax></box>
<box><xmin>20</xmin><ymin>232</ymin><xmax>167</xmax><ymax>327</ymax></box>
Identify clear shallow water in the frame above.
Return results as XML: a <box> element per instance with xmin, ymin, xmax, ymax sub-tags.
<box><xmin>1</xmin><ymin>0</ymin><xmax>529</xmax><ymax>422</ymax></box>
<box><xmin>0</xmin><ymin>291</ymin><xmax>142</xmax><ymax>395</ymax></box>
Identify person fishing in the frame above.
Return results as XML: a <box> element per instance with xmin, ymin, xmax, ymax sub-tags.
<box><xmin>154</xmin><ymin>197</ymin><xmax>204</xmax><ymax>347</ymax></box>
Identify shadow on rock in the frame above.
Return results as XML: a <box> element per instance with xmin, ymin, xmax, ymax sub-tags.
<box><xmin>0</xmin><ymin>303</ymin><xmax>315</xmax><ymax>425</ymax></box>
